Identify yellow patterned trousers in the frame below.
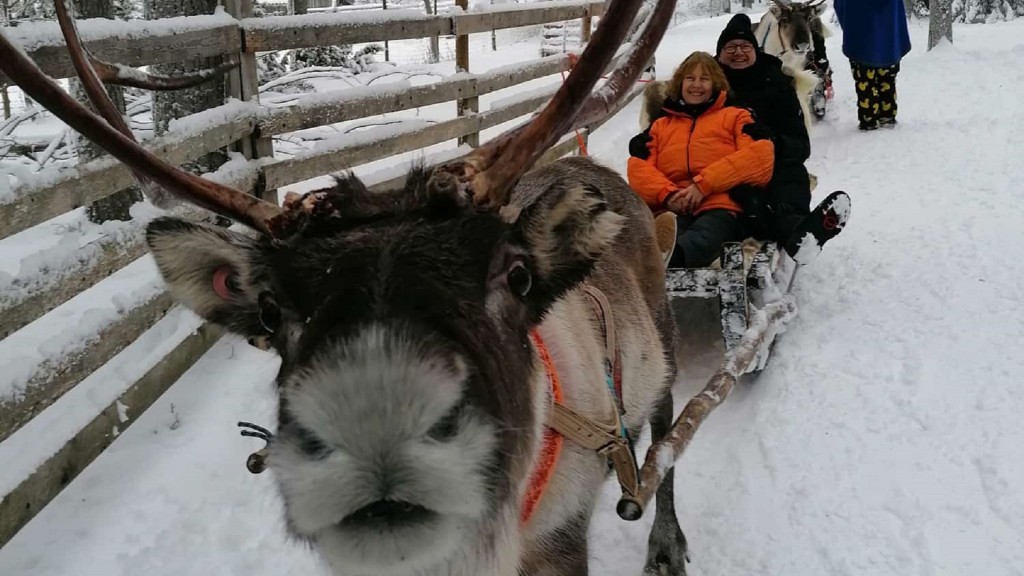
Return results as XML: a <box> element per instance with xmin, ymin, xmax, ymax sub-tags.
<box><xmin>851</xmin><ymin>62</ymin><xmax>900</xmax><ymax>129</ymax></box>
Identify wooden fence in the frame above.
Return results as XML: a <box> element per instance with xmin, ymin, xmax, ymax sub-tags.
<box><xmin>0</xmin><ymin>0</ymin><xmax>650</xmax><ymax>547</ymax></box>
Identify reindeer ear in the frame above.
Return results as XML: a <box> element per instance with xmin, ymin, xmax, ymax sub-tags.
<box><xmin>512</xmin><ymin>182</ymin><xmax>624</xmax><ymax>319</ymax></box>
<box><xmin>145</xmin><ymin>217</ymin><xmax>277</xmax><ymax>338</ymax></box>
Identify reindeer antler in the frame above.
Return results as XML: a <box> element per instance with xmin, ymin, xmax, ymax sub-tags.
<box><xmin>0</xmin><ymin>0</ymin><xmax>676</xmax><ymax>234</ymax></box>
<box><xmin>0</xmin><ymin>1</ymin><xmax>282</xmax><ymax>235</ymax></box>
<box><xmin>572</xmin><ymin>0</ymin><xmax>676</xmax><ymax>131</ymax></box>
<box><xmin>52</xmin><ymin>0</ymin><xmax>241</xmax><ymax>209</ymax></box>
<box><xmin>87</xmin><ymin>55</ymin><xmax>242</xmax><ymax>91</ymax></box>
<box><xmin>431</xmin><ymin>0</ymin><xmax>677</xmax><ymax>213</ymax></box>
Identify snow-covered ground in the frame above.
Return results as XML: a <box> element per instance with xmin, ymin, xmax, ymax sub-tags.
<box><xmin>3</xmin><ymin>10</ymin><xmax>1024</xmax><ymax>576</ymax></box>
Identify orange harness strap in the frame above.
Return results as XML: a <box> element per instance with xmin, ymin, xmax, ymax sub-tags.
<box><xmin>520</xmin><ymin>329</ymin><xmax>564</xmax><ymax>526</ymax></box>
<box><xmin>519</xmin><ymin>288</ymin><xmax>640</xmax><ymax>526</ymax></box>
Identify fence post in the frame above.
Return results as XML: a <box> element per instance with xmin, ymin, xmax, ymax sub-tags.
<box><xmin>455</xmin><ymin>0</ymin><xmax>479</xmax><ymax>147</ymax></box>
<box><xmin>225</xmin><ymin>0</ymin><xmax>275</xmax><ymax>201</ymax></box>
<box><xmin>383</xmin><ymin>0</ymin><xmax>390</xmax><ymax>61</ymax></box>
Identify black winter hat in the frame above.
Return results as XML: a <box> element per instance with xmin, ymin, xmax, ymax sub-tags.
<box><xmin>716</xmin><ymin>13</ymin><xmax>760</xmax><ymax>56</ymax></box>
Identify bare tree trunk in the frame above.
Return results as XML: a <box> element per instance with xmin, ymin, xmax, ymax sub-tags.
<box><xmin>1</xmin><ymin>85</ymin><xmax>9</xmax><ymax>120</ymax></box>
<box><xmin>424</xmin><ymin>0</ymin><xmax>439</xmax><ymax>62</ymax></box>
<box><xmin>75</xmin><ymin>0</ymin><xmax>142</xmax><ymax>224</ymax></box>
<box><xmin>147</xmin><ymin>0</ymin><xmax>227</xmax><ymax>176</ymax></box>
<box><xmin>929</xmin><ymin>0</ymin><xmax>953</xmax><ymax>49</ymax></box>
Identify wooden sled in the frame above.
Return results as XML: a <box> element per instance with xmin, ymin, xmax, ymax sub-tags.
<box><xmin>654</xmin><ymin>212</ymin><xmax>798</xmax><ymax>371</ymax></box>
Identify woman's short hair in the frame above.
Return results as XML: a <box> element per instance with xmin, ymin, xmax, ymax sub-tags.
<box><xmin>668</xmin><ymin>51</ymin><xmax>731</xmax><ymax>99</ymax></box>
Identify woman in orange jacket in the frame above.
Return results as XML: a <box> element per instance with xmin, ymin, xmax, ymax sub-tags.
<box><xmin>627</xmin><ymin>51</ymin><xmax>775</xmax><ymax>268</ymax></box>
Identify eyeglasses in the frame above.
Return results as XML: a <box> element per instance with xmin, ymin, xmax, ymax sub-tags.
<box><xmin>723</xmin><ymin>43</ymin><xmax>755</xmax><ymax>54</ymax></box>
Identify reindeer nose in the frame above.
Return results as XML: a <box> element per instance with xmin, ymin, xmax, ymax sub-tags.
<box><xmin>796</xmin><ymin>42</ymin><xmax>811</xmax><ymax>53</ymax></box>
<box><xmin>341</xmin><ymin>499</ymin><xmax>434</xmax><ymax>528</ymax></box>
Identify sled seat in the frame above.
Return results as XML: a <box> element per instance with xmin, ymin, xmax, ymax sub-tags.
<box><xmin>654</xmin><ymin>213</ymin><xmax>796</xmax><ymax>355</ymax></box>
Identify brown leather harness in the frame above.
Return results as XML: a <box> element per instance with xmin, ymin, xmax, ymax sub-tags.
<box><xmin>522</xmin><ymin>285</ymin><xmax>641</xmax><ymax>524</ymax></box>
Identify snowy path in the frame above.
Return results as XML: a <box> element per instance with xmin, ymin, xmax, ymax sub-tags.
<box><xmin>3</xmin><ymin>13</ymin><xmax>1024</xmax><ymax>576</ymax></box>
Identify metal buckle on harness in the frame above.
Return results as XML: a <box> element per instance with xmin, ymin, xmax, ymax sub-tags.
<box><xmin>599</xmin><ymin>433</ymin><xmax>641</xmax><ymax>498</ymax></box>
<box><xmin>548</xmin><ymin>403</ymin><xmax>641</xmax><ymax>499</ymax></box>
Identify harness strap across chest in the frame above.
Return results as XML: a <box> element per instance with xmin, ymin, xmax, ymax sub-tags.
<box><xmin>519</xmin><ymin>286</ymin><xmax>641</xmax><ymax>526</ymax></box>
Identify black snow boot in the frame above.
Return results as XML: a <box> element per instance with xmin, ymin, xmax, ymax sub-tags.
<box><xmin>783</xmin><ymin>191</ymin><xmax>851</xmax><ymax>264</ymax></box>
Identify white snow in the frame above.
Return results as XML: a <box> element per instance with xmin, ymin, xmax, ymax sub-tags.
<box><xmin>0</xmin><ymin>305</ymin><xmax>203</xmax><ymax>498</ymax></box>
<box><xmin>0</xmin><ymin>212</ymin><xmax>145</xmax><ymax>311</ymax></box>
<box><xmin>655</xmin><ymin>442</ymin><xmax>677</xmax><ymax>478</ymax></box>
<box><xmin>0</xmin><ymin>99</ymin><xmax>259</xmax><ymax>204</ymax></box>
<box><xmin>829</xmin><ymin>190</ymin><xmax>851</xmax><ymax>224</ymax></box>
<box><xmin>461</xmin><ymin>0</ymin><xmax>598</xmax><ymax>14</ymax></box>
<box><xmin>164</xmin><ymin>99</ymin><xmax>260</xmax><ymax>138</ymax></box>
<box><xmin>3</xmin><ymin>7</ymin><xmax>238</xmax><ymax>53</ymax></box>
<box><xmin>243</xmin><ymin>7</ymin><xmax>437</xmax><ymax>31</ymax></box>
<box><xmin>792</xmin><ymin>230</ymin><xmax>821</xmax><ymax>263</ymax></box>
<box><xmin>3</xmin><ymin>9</ymin><xmax>1024</xmax><ymax>576</ymax></box>
<box><xmin>0</xmin><ymin>254</ymin><xmax>167</xmax><ymax>403</ymax></box>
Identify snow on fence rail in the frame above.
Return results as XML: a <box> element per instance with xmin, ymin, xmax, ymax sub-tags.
<box><xmin>0</xmin><ymin>15</ymin><xmax>241</xmax><ymax>85</ymax></box>
<box><xmin>0</xmin><ymin>0</ymin><xmax>642</xmax><ymax>548</ymax></box>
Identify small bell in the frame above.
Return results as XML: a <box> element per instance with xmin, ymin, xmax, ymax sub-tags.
<box><xmin>238</xmin><ymin>421</ymin><xmax>274</xmax><ymax>475</ymax></box>
<box><xmin>247</xmin><ymin>449</ymin><xmax>268</xmax><ymax>474</ymax></box>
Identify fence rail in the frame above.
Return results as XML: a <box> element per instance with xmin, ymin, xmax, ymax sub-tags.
<box><xmin>0</xmin><ymin>0</ymin><xmax>650</xmax><ymax>548</ymax></box>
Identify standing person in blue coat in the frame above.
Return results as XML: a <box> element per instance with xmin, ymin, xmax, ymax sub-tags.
<box><xmin>833</xmin><ymin>0</ymin><xmax>912</xmax><ymax>130</ymax></box>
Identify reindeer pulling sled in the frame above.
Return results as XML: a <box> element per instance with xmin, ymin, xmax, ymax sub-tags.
<box><xmin>2</xmin><ymin>1</ymin><xmax>801</xmax><ymax>574</ymax></box>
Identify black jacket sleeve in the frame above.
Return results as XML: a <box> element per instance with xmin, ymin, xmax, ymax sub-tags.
<box><xmin>628</xmin><ymin>128</ymin><xmax>653</xmax><ymax>160</ymax></box>
<box><xmin>769</xmin><ymin>70</ymin><xmax>812</xmax><ymax>164</ymax></box>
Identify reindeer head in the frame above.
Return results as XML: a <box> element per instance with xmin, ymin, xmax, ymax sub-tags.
<box><xmin>769</xmin><ymin>0</ymin><xmax>827</xmax><ymax>56</ymax></box>
<box><xmin>144</xmin><ymin>167</ymin><xmax>624</xmax><ymax>572</ymax></box>
<box><xmin>0</xmin><ymin>0</ymin><xmax>677</xmax><ymax>572</ymax></box>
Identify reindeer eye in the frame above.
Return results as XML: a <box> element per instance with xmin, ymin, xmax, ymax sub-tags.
<box><xmin>428</xmin><ymin>403</ymin><xmax>463</xmax><ymax>441</ymax></box>
<box><xmin>294</xmin><ymin>425</ymin><xmax>330</xmax><ymax>458</ymax></box>
<box><xmin>258</xmin><ymin>292</ymin><xmax>281</xmax><ymax>334</ymax></box>
<box><xmin>212</xmin><ymin>265</ymin><xmax>241</xmax><ymax>300</ymax></box>
<box><xmin>508</xmin><ymin>261</ymin><xmax>532</xmax><ymax>297</ymax></box>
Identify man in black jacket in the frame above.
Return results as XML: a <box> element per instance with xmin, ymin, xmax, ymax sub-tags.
<box><xmin>714</xmin><ymin>13</ymin><xmax>848</xmax><ymax>264</ymax></box>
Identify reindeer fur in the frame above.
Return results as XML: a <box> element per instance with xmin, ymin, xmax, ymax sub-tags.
<box><xmin>144</xmin><ymin>155</ymin><xmax>685</xmax><ymax>576</ymax></box>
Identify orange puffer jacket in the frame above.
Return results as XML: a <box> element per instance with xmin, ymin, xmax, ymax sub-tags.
<box><xmin>627</xmin><ymin>91</ymin><xmax>775</xmax><ymax>214</ymax></box>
